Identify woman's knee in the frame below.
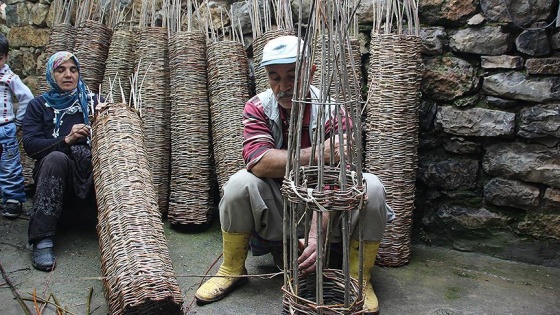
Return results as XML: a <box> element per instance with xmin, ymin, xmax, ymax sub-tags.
<box><xmin>36</xmin><ymin>152</ymin><xmax>71</xmax><ymax>177</ymax></box>
<box><xmin>44</xmin><ymin>151</ymin><xmax>70</xmax><ymax>163</ymax></box>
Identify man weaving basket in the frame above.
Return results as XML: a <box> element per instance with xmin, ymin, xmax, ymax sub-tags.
<box><xmin>196</xmin><ymin>35</ymin><xmax>394</xmax><ymax>314</ymax></box>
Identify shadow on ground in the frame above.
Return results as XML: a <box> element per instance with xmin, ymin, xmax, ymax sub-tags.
<box><xmin>1</xmin><ymin>202</ymin><xmax>559</xmax><ymax>315</ymax></box>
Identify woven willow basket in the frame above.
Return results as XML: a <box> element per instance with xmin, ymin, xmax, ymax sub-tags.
<box><xmin>136</xmin><ymin>26</ymin><xmax>171</xmax><ymax>213</ymax></box>
<box><xmin>252</xmin><ymin>29</ymin><xmax>294</xmax><ymax>95</ymax></box>
<box><xmin>73</xmin><ymin>20</ymin><xmax>112</xmax><ymax>93</ymax></box>
<box><xmin>17</xmin><ymin>132</ymin><xmax>33</xmax><ymax>189</ymax></box>
<box><xmin>312</xmin><ymin>36</ymin><xmax>362</xmax><ymax>103</ymax></box>
<box><xmin>38</xmin><ymin>23</ymin><xmax>77</xmax><ymax>93</ymax></box>
<box><xmin>91</xmin><ymin>103</ymin><xmax>183</xmax><ymax>315</ymax></box>
<box><xmin>206</xmin><ymin>39</ymin><xmax>250</xmax><ymax>192</ymax></box>
<box><xmin>168</xmin><ymin>31</ymin><xmax>214</xmax><ymax>225</ymax></box>
<box><xmin>282</xmin><ymin>269</ymin><xmax>364</xmax><ymax>314</ymax></box>
<box><xmin>282</xmin><ymin>166</ymin><xmax>366</xmax><ymax>213</ymax></box>
<box><xmin>102</xmin><ymin>29</ymin><xmax>136</xmax><ymax>102</ymax></box>
<box><xmin>364</xmin><ymin>34</ymin><xmax>422</xmax><ymax>267</ymax></box>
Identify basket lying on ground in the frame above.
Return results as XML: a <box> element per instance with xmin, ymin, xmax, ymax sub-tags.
<box><xmin>91</xmin><ymin>103</ymin><xmax>183</xmax><ymax>315</ymax></box>
<box><xmin>364</xmin><ymin>33</ymin><xmax>423</xmax><ymax>267</ymax></box>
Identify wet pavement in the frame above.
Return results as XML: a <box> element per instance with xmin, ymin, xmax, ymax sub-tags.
<box><xmin>1</xmin><ymin>202</ymin><xmax>559</xmax><ymax>315</ymax></box>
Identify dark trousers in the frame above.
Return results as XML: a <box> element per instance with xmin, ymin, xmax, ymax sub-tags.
<box><xmin>28</xmin><ymin>151</ymin><xmax>95</xmax><ymax>243</ymax></box>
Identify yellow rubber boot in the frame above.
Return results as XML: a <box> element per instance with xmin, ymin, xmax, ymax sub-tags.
<box><xmin>195</xmin><ymin>230</ymin><xmax>251</xmax><ymax>304</ymax></box>
<box><xmin>350</xmin><ymin>239</ymin><xmax>381</xmax><ymax>315</ymax></box>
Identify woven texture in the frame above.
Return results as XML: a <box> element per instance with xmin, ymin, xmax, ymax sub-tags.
<box><xmin>91</xmin><ymin>103</ymin><xmax>183</xmax><ymax>315</ymax></box>
<box><xmin>282</xmin><ymin>269</ymin><xmax>364</xmax><ymax>314</ymax></box>
<box><xmin>252</xmin><ymin>29</ymin><xmax>294</xmax><ymax>95</ymax></box>
<box><xmin>17</xmin><ymin>132</ymin><xmax>33</xmax><ymax>188</ymax></box>
<box><xmin>312</xmin><ymin>36</ymin><xmax>362</xmax><ymax>103</ymax></box>
<box><xmin>73</xmin><ymin>20</ymin><xmax>112</xmax><ymax>93</ymax></box>
<box><xmin>102</xmin><ymin>29</ymin><xmax>136</xmax><ymax>103</ymax></box>
<box><xmin>282</xmin><ymin>166</ymin><xmax>366</xmax><ymax>213</ymax></box>
<box><xmin>38</xmin><ymin>23</ymin><xmax>77</xmax><ymax>93</ymax></box>
<box><xmin>136</xmin><ymin>27</ymin><xmax>171</xmax><ymax>213</ymax></box>
<box><xmin>206</xmin><ymin>40</ymin><xmax>250</xmax><ymax>192</ymax></box>
<box><xmin>168</xmin><ymin>31</ymin><xmax>215</xmax><ymax>225</ymax></box>
<box><xmin>364</xmin><ymin>34</ymin><xmax>422</xmax><ymax>267</ymax></box>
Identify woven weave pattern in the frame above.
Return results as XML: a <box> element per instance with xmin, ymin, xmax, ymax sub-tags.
<box><xmin>364</xmin><ymin>34</ymin><xmax>422</xmax><ymax>267</ymax></box>
<box><xmin>282</xmin><ymin>269</ymin><xmax>364</xmax><ymax>314</ymax></box>
<box><xmin>168</xmin><ymin>31</ymin><xmax>215</xmax><ymax>224</ymax></box>
<box><xmin>206</xmin><ymin>40</ymin><xmax>250</xmax><ymax>191</ymax></box>
<box><xmin>73</xmin><ymin>20</ymin><xmax>112</xmax><ymax>93</ymax></box>
<box><xmin>312</xmin><ymin>36</ymin><xmax>362</xmax><ymax>103</ymax></box>
<box><xmin>38</xmin><ymin>23</ymin><xmax>77</xmax><ymax>93</ymax></box>
<box><xmin>136</xmin><ymin>27</ymin><xmax>171</xmax><ymax>213</ymax></box>
<box><xmin>102</xmin><ymin>29</ymin><xmax>136</xmax><ymax>103</ymax></box>
<box><xmin>252</xmin><ymin>29</ymin><xmax>295</xmax><ymax>95</ymax></box>
<box><xmin>92</xmin><ymin>103</ymin><xmax>183</xmax><ymax>315</ymax></box>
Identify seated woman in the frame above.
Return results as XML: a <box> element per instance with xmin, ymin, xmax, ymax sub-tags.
<box><xmin>22</xmin><ymin>51</ymin><xmax>102</xmax><ymax>271</ymax></box>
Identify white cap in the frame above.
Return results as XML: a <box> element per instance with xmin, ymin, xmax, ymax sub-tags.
<box><xmin>260</xmin><ymin>35</ymin><xmax>302</xmax><ymax>67</ymax></box>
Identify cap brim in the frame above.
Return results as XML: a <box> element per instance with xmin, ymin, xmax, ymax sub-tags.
<box><xmin>260</xmin><ymin>57</ymin><xmax>297</xmax><ymax>67</ymax></box>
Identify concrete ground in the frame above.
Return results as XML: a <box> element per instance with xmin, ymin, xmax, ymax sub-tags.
<box><xmin>1</xmin><ymin>202</ymin><xmax>559</xmax><ymax>315</ymax></box>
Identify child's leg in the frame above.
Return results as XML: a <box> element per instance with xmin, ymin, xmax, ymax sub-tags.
<box><xmin>0</xmin><ymin>123</ymin><xmax>26</xmax><ymax>204</ymax></box>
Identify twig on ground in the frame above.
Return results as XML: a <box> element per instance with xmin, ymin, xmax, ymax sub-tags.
<box><xmin>0</xmin><ymin>262</ymin><xmax>32</xmax><ymax>314</ymax></box>
<box><xmin>22</xmin><ymin>295</ymin><xmax>76</xmax><ymax>315</ymax></box>
<box><xmin>32</xmin><ymin>288</ymin><xmax>41</xmax><ymax>315</ymax></box>
<box><xmin>0</xmin><ymin>241</ymin><xmax>27</xmax><ymax>249</ymax></box>
<box><xmin>87</xmin><ymin>287</ymin><xmax>93</xmax><ymax>315</ymax></box>
<box><xmin>50</xmin><ymin>292</ymin><xmax>64</xmax><ymax>315</ymax></box>
<box><xmin>183</xmin><ymin>252</ymin><xmax>223</xmax><ymax>314</ymax></box>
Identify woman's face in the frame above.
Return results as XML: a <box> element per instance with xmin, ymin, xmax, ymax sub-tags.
<box><xmin>53</xmin><ymin>59</ymin><xmax>79</xmax><ymax>92</ymax></box>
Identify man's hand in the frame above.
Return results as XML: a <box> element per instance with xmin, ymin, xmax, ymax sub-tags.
<box><xmin>297</xmin><ymin>237</ymin><xmax>318</xmax><ymax>274</ymax></box>
<box><xmin>65</xmin><ymin>123</ymin><xmax>91</xmax><ymax>145</ymax></box>
<box><xmin>297</xmin><ymin>210</ymin><xmax>330</xmax><ymax>274</ymax></box>
<box><xmin>322</xmin><ymin>134</ymin><xmax>351</xmax><ymax>163</ymax></box>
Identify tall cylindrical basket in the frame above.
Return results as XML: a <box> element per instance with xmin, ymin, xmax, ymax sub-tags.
<box><xmin>364</xmin><ymin>33</ymin><xmax>423</xmax><ymax>267</ymax></box>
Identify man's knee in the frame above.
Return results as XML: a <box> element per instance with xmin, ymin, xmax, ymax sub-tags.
<box><xmin>222</xmin><ymin>169</ymin><xmax>258</xmax><ymax>199</ymax></box>
<box><xmin>364</xmin><ymin>173</ymin><xmax>385</xmax><ymax>200</ymax></box>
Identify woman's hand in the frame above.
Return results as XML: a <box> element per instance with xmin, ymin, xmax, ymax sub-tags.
<box><xmin>95</xmin><ymin>102</ymin><xmax>108</xmax><ymax>111</ymax></box>
<box><xmin>65</xmin><ymin>123</ymin><xmax>91</xmax><ymax>145</ymax></box>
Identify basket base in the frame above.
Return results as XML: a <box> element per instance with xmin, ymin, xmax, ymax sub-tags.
<box><xmin>281</xmin><ymin>269</ymin><xmax>364</xmax><ymax>315</ymax></box>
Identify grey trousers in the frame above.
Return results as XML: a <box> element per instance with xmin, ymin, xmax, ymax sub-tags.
<box><xmin>219</xmin><ymin>169</ymin><xmax>393</xmax><ymax>242</ymax></box>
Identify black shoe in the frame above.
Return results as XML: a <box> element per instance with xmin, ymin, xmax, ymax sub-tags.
<box><xmin>2</xmin><ymin>200</ymin><xmax>22</xmax><ymax>219</ymax></box>
<box><xmin>271</xmin><ymin>245</ymin><xmax>284</xmax><ymax>270</ymax></box>
<box><xmin>32</xmin><ymin>246</ymin><xmax>56</xmax><ymax>272</ymax></box>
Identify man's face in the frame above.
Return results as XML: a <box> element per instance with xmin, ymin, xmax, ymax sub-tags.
<box><xmin>53</xmin><ymin>59</ymin><xmax>79</xmax><ymax>92</ymax></box>
<box><xmin>0</xmin><ymin>54</ymin><xmax>6</xmax><ymax>69</ymax></box>
<box><xmin>266</xmin><ymin>62</ymin><xmax>296</xmax><ymax>109</ymax></box>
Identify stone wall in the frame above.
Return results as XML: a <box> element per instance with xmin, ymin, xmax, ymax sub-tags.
<box><xmin>414</xmin><ymin>0</ymin><xmax>560</xmax><ymax>268</ymax></box>
<box><xmin>2</xmin><ymin>0</ymin><xmax>559</xmax><ymax>267</ymax></box>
